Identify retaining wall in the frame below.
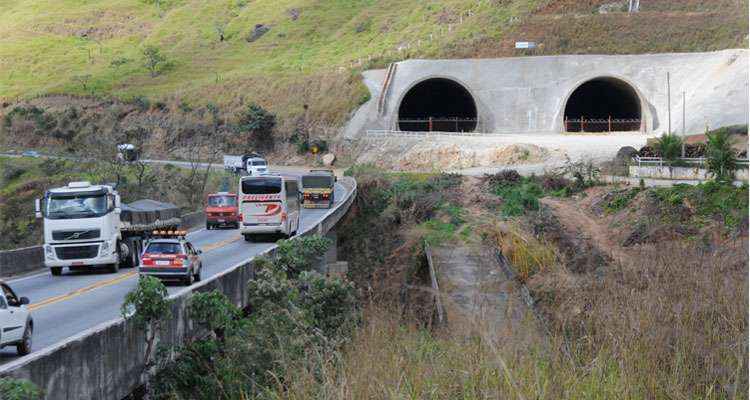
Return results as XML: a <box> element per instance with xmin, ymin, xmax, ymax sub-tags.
<box><xmin>0</xmin><ymin>178</ymin><xmax>356</xmax><ymax>400</ymax></box>
<box><xmin>629</xmin><ymin>165</ymin><xmax>749</xmax><ymax>181</ymax></box>
<box><xmin>0</xmin><ymin>211</ymin><xmax>206</xmax><ymax>278</ymax></box>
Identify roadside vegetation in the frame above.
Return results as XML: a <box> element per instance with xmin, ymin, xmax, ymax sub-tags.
<box><xmin>261</xmin><ymin>165</ymin><xmax>747</xmax><ymax>399</ymax></box>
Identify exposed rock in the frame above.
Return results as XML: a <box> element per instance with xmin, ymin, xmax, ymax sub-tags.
<box><xmin>288</xmin><ymin>8</ymin><xmax>300</xmax><ymax>21</ymax></box>
<box><xmin>322</xmin><ymin>153</ymin><xmax>336</xmax><ymax>166</ymax></box>
<box><xmin>247</xmin><ymin>24</ymin><xmax>270</xmax><ymax>42</ymax></box>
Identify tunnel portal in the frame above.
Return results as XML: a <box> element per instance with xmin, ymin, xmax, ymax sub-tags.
<box><xmin>564</xmin><ymin>77</ymin><xmax>642</xmax><ymax>132</ymax></box>
<box><xmin>398</xmin><ymin>78</ymin><xmax>478</xmax><ymax>132</ymax></box>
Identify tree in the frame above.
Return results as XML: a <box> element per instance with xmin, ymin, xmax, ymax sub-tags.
<box><xmin>236</xmin><ymin>103</ymin><xmax>276</xmax><ymax>150</ymax></box>
<box><xmin>655</xmin><ymin>133</ymin><xmax>683</xmax><ymax>165</ymax></box>
<box><xmin>121</xmin><ymin>276</ymin><xmax>171</xmax><ymax>399</ymax></box>
<box><xmin>142</xmin><ymin>46</ymin><xmax>166</xmax><ymax>78</ymax></box>
<box><xmin>705</xmin><ymin>128</ymin><xmax>737</xmax><ymax>183</ymax></box>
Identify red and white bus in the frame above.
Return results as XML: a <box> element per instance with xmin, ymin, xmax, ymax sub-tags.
<box><xmin>238</xmin><ymin>175</ymin><xmax>300</xmax><ymax>241</ymax></box>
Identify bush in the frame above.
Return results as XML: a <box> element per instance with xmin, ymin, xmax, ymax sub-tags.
<box><xmin>483</xmin><ymin>169</ymin><xmax>521</xmax><ymax>188</ymax></box>
<box><xmin>655</xmin><ymin>133</ymin><xmax>683</xmax><ymax>164</ymax></box>
<box><xmin>236</xmin><ymin>103</ymin><xmax>276</xmax><ymax>150</ymax></box>
<box><xmin>705</xmin><ymin>127</ymin><xmax>737</xmax><ymax>182</ymax></box>
<box><xmin>0</xmin><ymin>378</ymin><xmax>42</xmax><ymax>400</ymax></box>
<box><xmin>495</xmin><ymin>181</ymin><xmax>544</xmax><ymax>217</ymax></box>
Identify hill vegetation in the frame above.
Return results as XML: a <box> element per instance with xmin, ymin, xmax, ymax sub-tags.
<box><xmin>1</xmin><ymin>0</ymin><xmax>747</xmax><ymax>133</ymax></box>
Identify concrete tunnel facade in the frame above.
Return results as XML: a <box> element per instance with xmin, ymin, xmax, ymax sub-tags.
<box><xmin>344</xmin><ymin>49</ymin><xmax>749</xmax><ymax>136</ymax></box>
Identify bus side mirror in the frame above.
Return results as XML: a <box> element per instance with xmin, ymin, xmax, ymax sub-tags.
<box><xmin>35</xmin><ymin>199</ymin><xmax>42</xmax><ymax>219</ymax></box>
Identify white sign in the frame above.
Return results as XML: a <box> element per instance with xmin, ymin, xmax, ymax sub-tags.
<box><xmin>515</xmin><ymin>41</ymin><xmax>536</xmax><ymax>49</ymax></box>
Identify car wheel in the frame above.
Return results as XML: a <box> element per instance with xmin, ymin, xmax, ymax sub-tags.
<box><xmin>194</xmin><ymin>267</ymin><xmax>202</xmax><ymax>282</ymax></box>
<box><xmin>50</xmin><ymin>267</ymin><xmax>63</xmax><ymax>276</ymax></box>
<box><xmin>243</xmin><ymin>234</ymin><xmax>253</xmax><ymax>242</ymax></box>
<box><xmin>183</xmin><ymin>272</ymin><xmax>195</xmax><ymax>286</ymax></box>
<box><xmin>16</xmin><ymin>322</ymin><xmax>32</xmax><ymax>356</ymax></box>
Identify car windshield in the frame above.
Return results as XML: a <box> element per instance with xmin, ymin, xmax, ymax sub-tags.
<box><xmin>208</xmin><ymin>195</ymin><xmax>237</xmax><ymax>207</ymax></box>
<box><xmin>241</xmin><ymin>178</ymin><xmax>281</xmax><ymax>194</ymax></box>
<box><xmin>302</xmin><ymin>175</ymin><xmax>333</xmax><ymax>189</ymax></box>
<box><xmin>145</xmin><ymin>242</ymin><xmax>183</xmax><ymax>255</ymax></box>
<box><xmin>46</xmin><ymin>194</ymin><xmax>108</xmax><ymax>219</ymax></box>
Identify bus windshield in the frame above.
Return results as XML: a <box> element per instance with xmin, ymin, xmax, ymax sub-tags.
<box><xmin>208</xmin><ymin>195</ymin><xmax>237</xmax><ymax>207</ymax></box>
<box><xmin>241</xmin><ymin>178</ymin><xmax>282</xmax><ymax>194</ymax></box>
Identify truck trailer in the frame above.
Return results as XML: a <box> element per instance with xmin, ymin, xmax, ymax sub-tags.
<box><xmin>35</xmin><ymin>181</ymin><xmax>181</xmax><ymax>276</ymax></box>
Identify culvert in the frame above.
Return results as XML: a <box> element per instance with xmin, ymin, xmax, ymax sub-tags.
<box><xmin>398</xmin><ymin>78</ymin><xmax>478</xmax><ymax>132</ymax></box>
<box><xmin>564</xmin><ymin>77</ymin><xmax>642</xmax><ymax>132</ymax></box>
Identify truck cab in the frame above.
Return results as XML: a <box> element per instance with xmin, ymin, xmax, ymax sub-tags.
<box><xmin>301</xmin><ymin>170</ymin><xmax>336</xmax><ymax>209</ymax></box>
<box><xmin>244</xmin><ymin>157</ymin><xmax>268</xmax><ymax>176</ymax></box>
<box><xmin>205</xmin><ymin>192</ymin><xmax>239</xmax><ymax>229</ymax></box>
<box><xmin>36</xmin><ymin>182</ymin><xmax>123</xmax><ymax>276</ymax></box>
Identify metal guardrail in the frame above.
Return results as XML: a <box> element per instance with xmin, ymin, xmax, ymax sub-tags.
<box><xmin>366</xmin><ymin>129</ymin><xmax>489</xmax><ymax>138</ymax></box>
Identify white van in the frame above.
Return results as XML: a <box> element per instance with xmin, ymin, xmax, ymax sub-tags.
<box><xmin>239</xmin><ymin>175</ymin><xmax>300</xmax><ymax>241</ymax></box>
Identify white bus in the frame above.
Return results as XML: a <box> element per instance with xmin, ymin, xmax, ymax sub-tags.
<box><xmin>238</xmin><ymin>175</ymin><xmax>300</xmax><ymax>241</ymax></box>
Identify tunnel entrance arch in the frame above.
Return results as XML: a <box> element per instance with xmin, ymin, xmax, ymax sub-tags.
<box><xmin>397</xmin><ymin>78</ymin><xmax>478</xmax><ymax>132</ymax></box>
<box><xmin>563</xmin><ymin>77</ymin><xmax>642</xmax><ymax>132</ymax></box>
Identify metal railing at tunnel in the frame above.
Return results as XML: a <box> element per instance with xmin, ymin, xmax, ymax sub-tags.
<box><xmin>564</xmin><ymin>117</ymin><xmax>642</xmax><ymax>133</ymax></box>
<box><xmin>397</xmin><ymin>118</ymin><xmax>479</xmax><ymax>133</ymax></box>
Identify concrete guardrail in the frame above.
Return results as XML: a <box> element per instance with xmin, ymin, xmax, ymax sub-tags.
<box><xmin>0</xmin><ymin>177</ymin><xmax>356</xmax><ymax>400</ymax></box>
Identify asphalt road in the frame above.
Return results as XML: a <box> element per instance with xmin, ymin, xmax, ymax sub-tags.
<box><xmin>0</xmin><ymin>182</ymin><xmax>348</xmax><ymax>364</ymax></box>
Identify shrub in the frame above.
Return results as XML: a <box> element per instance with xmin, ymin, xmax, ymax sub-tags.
<box><xmin>495</xmin><ymin>181</ymin><xmax>544</xmax><ymax>217</ymax></box>
<box><xmin>483</xmin><ymin>169</ymin><xmax>521</xmax><ymax>188</ymax></box>
<box><xmin>0</xmin><ymin>378</ymin><xmax>42</xmax><ymax>400</ymax></box>
<box><xmin>705</xmin><ymin>127</ymin><xmax>737</xmax><ymax>182</ymax></box>
<box><xmin>655</xmin><ymin>133</ymin><xmax>683</xmax><ymax>164</ymax></box>
<box><xmin>269</xmin><ymin>235</ymin><xmax>332</xmax><ymax>277</ymax></box>
<box><xmin>236</xmin><ymin>103</ymin><xmax>276</xmax><ymax>150</ymax></box>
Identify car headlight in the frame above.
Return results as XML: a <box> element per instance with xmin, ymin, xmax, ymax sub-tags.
<box><xmin>99</xmin><ymin>241</ymin><xmax>111</xmax><ymax>256</ymax></box>
<box><xmin>44</xmin><ymin>245</ymin><xmax>55</xmax><ymax>259</ymax></box>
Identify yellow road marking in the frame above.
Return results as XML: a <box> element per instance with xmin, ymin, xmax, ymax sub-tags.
<box><xmin>199</xmin><ymin>235</ymin><xmax>241</xmax><ymax>253</ymax></box>
<box><xmin>29</xmin><ymin>271</ymin><xmax>137</xmax><ymax>311</ymax></box>
<box><xmin>27</xmin><ymin>235</ymin><xmax>241</xmax><ymax>311</ymax></box>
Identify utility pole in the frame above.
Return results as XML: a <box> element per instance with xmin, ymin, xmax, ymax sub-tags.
<box><xmin>681</xmin><ymin>91</ymin><xmax>686</xmax><ymax>157</ymax></box>
<box><xmin>667</xmin><ymin>72</ymin><xmax>671</xmax><ymax>135</ymax></box>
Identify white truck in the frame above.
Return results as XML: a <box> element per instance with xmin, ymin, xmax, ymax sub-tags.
<box><xmin>223</xmin><ymin>153</ymin><xmax>268</xmax><ymax>175</ymax></box>
<box><xmin>35</xmin><ymin>181</ymin><xmax>181</xmax><ymax>276</ymax></box>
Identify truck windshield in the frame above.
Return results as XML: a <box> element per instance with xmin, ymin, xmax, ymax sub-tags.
<box><xmin>302</xmin><ymin>175</ymin><xmax>333</xmax><ymax>189</ymax></box>
<box><xmin>251</xmin><ymin>160</ymin><xmax>267</xmax><ymax>166</ymax></box>
<box><xmin>208</xmin><ymin>195</ymin><xmax>237</xmax><ymax>207</ymax></box>
<box><xmin>45</xmin><ymin>194</ymin><xmax>108</xmax><ymax>219</ymax></box>
<box><xmin>241</xmin><ymin>178</ymin><xmax>281</xmax><ymax>194</ymax></box>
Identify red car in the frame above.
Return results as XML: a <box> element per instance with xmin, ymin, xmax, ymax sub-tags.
<box><xmin>205</xmin><ymin>192</ymin><xmax>240</xmax><ymax>230</ymax></box>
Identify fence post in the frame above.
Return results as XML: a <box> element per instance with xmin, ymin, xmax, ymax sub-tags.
<box><xmin>564</xmin><ymin>116</ymin><xmax>568</xmax><ymax>132</ymax></box>
<box><xmin>608</xmin><ymin>116</ymin><xmax>612</xmax><ymax>132</ymax></box>
<box><xmin>581</xmin><ymin>117</ymin><xmax>585</xmax><ymax>132</ymax></box>
<box><xmin>455</xmin><ymin>118</ymin><xmax>458</xmax><ymax>132</ymax></box>
<box><xmin>429</xmin><ymin>117</ymin><xmax>433</xmax><ymax>132</ymax></box>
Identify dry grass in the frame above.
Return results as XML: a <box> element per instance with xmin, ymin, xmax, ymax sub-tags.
<box><xmin>268</xmin><ymin>235</ymin><xmax>747</xmax><ymax>399</ymax></box>
<box><xmin>486</xmin><ymin>223</ymin><xmax>557</xmax><ymax>282</ymax></box>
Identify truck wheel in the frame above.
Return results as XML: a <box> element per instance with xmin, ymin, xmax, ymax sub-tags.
<box><xmin>109</xmin><ymin>262</ymin><xmax>119</xmax><ymax>273</ymax></box>
<box><xmin>50</xmin><ymin>267</ymin><xmax>62</xmax><ymax>276</ymax></box>
<box><xmin>243</xmin><ymin>234</ymin><xmax>253</xmax><ymax>242</ymax></box>
<box><xmin>16</xmin><ymin>322</ymin><xmax>32</xmax><ymax>356</ymax></box>
<box><xmin>206</xmin><ymin>223</ymin><xmax>212</xmax><ymax>230</ymax></box>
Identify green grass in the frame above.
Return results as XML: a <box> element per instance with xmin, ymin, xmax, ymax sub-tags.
<box><xmin>1</xmin><ymin>0</ymin><xmax>746</xmax><ymax>127</ymax></box>
<box><xmin>654</xmin><ymin>182</ymin><xmax>749</xmax><ymax>228</ymax></box>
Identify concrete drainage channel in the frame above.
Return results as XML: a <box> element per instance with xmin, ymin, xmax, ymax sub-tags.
<box><xmin>0</xmin><ymin>211</ymin><xmax>207</xmax><ymax>278</ymax></box>
<box><xmin>0</xmin><ymin>178</ymin><xmax>356</xmax><ymax>400</ymax></box>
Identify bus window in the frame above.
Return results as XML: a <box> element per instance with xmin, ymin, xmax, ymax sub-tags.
<box><xmin>242</xmin><ymin>178</ymin><xmax>282</xmax><ymax>195</ymax></box>
<box><xmin>285</xmin><ymin>180</ymin><xmax>299</xmax><ymax>212</ymax></box>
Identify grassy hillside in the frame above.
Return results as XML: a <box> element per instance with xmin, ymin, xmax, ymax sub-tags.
<box><xmin>1</xmin><ymin>0</ymin><xmax>747</xmax><ymax>129</ymax></box>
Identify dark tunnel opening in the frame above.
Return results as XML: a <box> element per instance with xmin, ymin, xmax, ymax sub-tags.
<box><xmin>398</xmin><ymin>78</ymin><xmax>478</xmax><ymax>132</ymax></box>
<box><xmin>564</xmin><ymin>77</ymin><xmax>642</xmax><ymax>132</ymax></box>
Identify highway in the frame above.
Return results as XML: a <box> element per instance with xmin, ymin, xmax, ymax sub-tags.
<box><xmin>0</xmin><ymin>182</ymin><xmax>348</xmax><ymax>364</ymax></box>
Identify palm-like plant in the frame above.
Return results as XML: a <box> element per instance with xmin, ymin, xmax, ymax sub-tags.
<box><xmin>655</xmin><ymin>133</ymin><xmax>683</xmax><ymax>165</ymax></box>
<box><xmin>705</xmin><ymin>128</ymin><xmax>736</xmax><ymax>183</ymax></box>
